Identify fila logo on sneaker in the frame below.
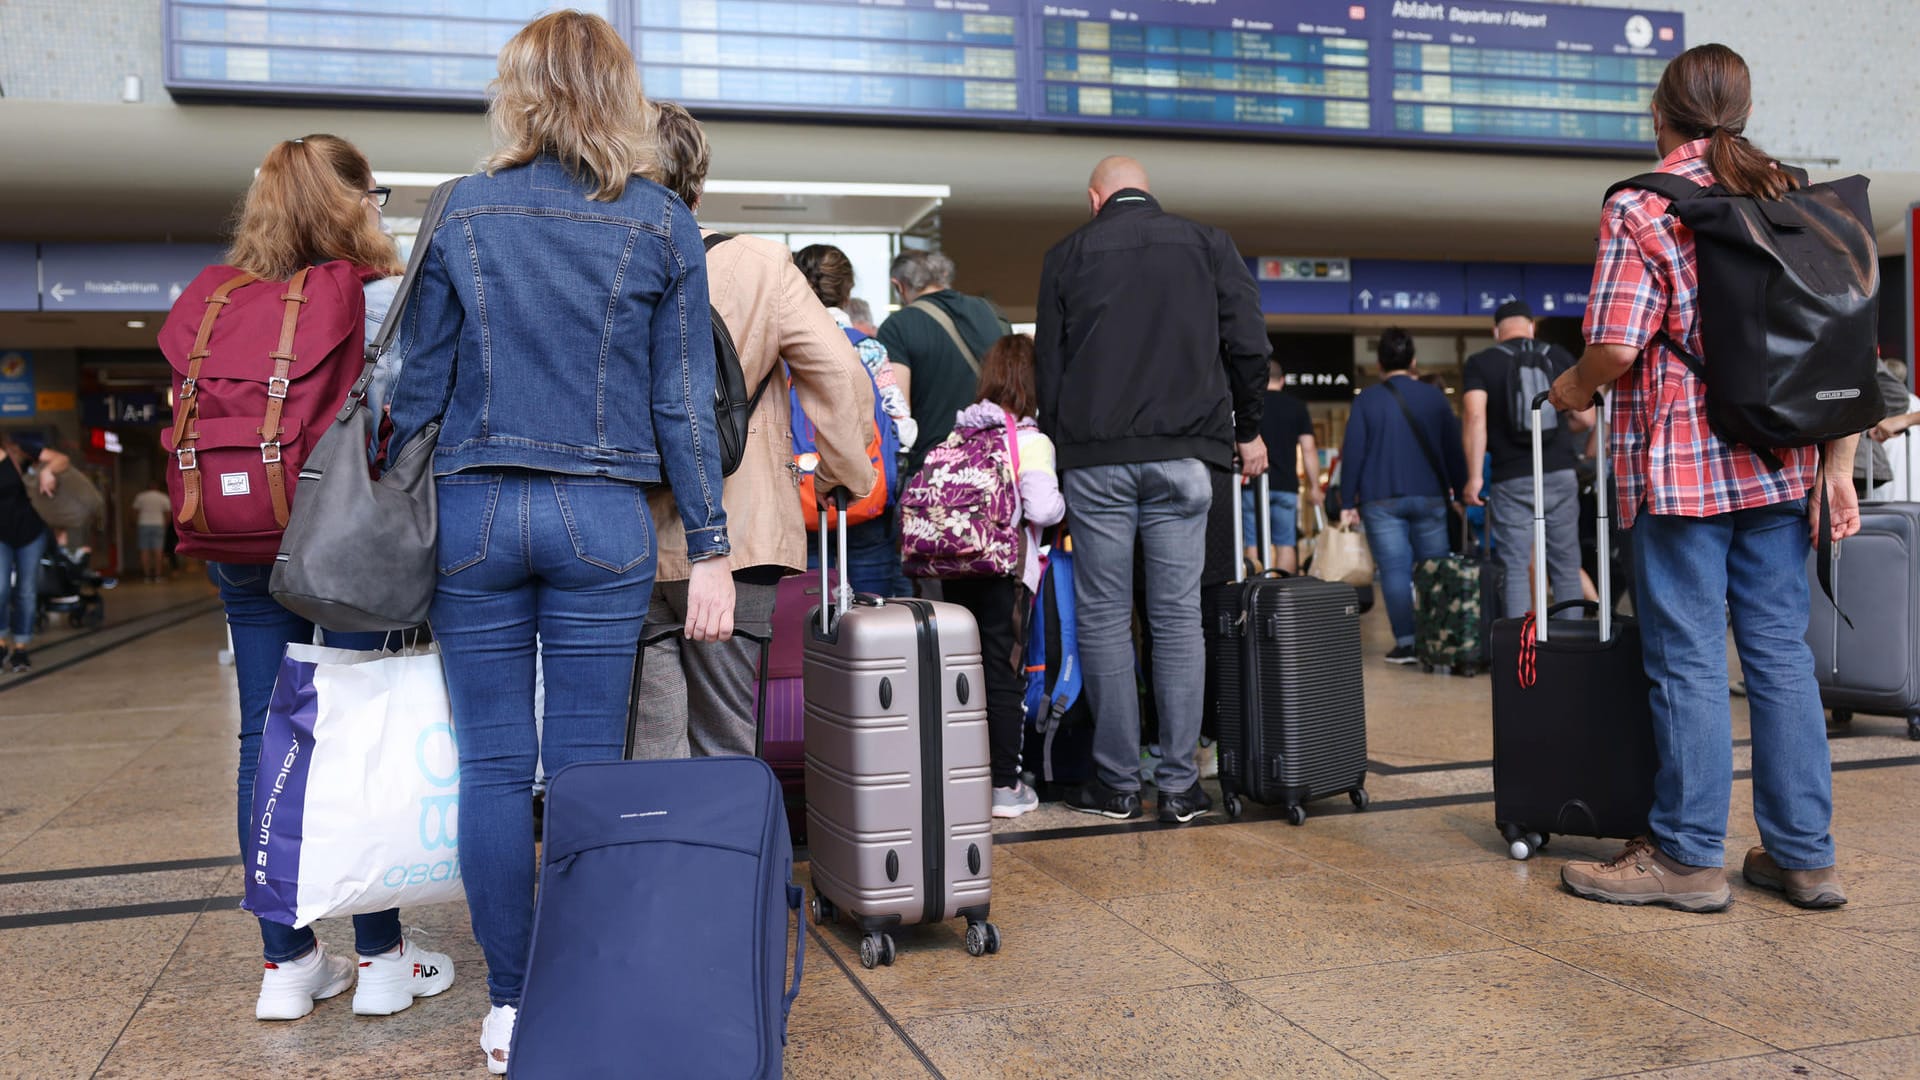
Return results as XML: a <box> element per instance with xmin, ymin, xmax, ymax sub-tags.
<box><xmin>414</xmin><ymin>963</ymin><xmax>440</xmax><ymax>979</ymax></box>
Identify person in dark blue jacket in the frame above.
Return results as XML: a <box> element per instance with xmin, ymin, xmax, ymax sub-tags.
<box><xmin>382</xmin><ymin>12</ymin><xmax>732</xmax><ymax>1073</ymax></box>
<box><xmin>1338</xmin><ymin>328</ymin><xmax>1467</xmax><ymax>662</ymax></box>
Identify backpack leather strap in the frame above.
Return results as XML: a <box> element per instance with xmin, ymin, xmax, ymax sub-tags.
<box><xmin>173</xmin><ymin>271</ymin><xmax>257</xmax><ymax>530</ymax></box>
<box><xmin>258</xmin><ymin>267</ymin><xmax>310</xmax><ymax>529</ymax></box>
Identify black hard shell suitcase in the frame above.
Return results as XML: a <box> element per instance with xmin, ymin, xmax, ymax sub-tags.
<box><xmin>1490</xmin><ymin>393</ymin><xmax>1656</xmax><ymax>860</ymax></box>
<box><xmin>1212</xmin><ymin>475</ymin><xmax>1369</xmax><ymax>826</ymax></box>
<box><xmin>1806</xmin><ymin>446</ymin><xmax>1920</xmax><ymax>741</ymax></box>
<box><xmin>802</xmin><ymin>506</ymin><xmax>1002</xmax><ymax>968</ymax></box>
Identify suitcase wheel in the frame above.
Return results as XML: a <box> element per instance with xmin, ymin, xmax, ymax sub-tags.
<box><xmin>964</xmin><ymin>920</ymin><xmax>1001</xmax><ymax>958</ymax></box>
<box><xmin>1507</xmin><ymin>832</ymin><xmax>1546</xmax><ymax>861</ymax></box>
<box><xmin>1908</xmin><ymin>715</ymin><xmax>1920</xmax><ymax>742</ymax></box>
<box><xmin>1286</xmin><ymin>805</ymin><xmax>1307</xmax><ymax>827</ymax></box>
<box><xmin>1349</xmin><ymin>789</ymin><xmax>1370</xmax><ymax>811</ymax></box>
<box><xmin>810</xmin><ymin>892</ymin><xmax>837</xmax><ymax>926</ymax></box>
<box><xmin>859</xmin><ymin>932</ymin><xmax>896</xmax><ymax>969</ymax></box>
<box><xmin>1224</xmin><ymin>794</ymin><xmax>1246</xmax><ymax>821</ymax></box>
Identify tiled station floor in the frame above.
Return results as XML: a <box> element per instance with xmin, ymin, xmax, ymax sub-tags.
<box><xmin>3</xmin><ymin>577</ymin><xmax>1917</xmax><ymax>1079</ymax></box>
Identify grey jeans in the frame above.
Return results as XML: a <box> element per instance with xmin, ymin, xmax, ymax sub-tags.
<box><xmin>1063</xmin><ymin>459</ymin><xmax>1211</xmax><ymax>795</ymax></box>
<box><xmin>1488</xmin><ymin>469</ymin><xmax>1582</xmax><ymax>619</ymax></box>
<box><xmin>630</xmin><ymin>577</ymin><xmax>778</xmax><ymax>760</ymax></box>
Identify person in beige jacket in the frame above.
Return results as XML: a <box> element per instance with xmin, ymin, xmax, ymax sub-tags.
<box><xmin>633</xmin><ymin>102</ymin><xmax>877</xmax><ymax>758</ymax></box>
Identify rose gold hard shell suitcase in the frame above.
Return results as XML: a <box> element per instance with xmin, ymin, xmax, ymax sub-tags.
<box><xmin>803</xmin><ymin>506</ymin><xmax>1000</xmax><ymax>968</ymax></box>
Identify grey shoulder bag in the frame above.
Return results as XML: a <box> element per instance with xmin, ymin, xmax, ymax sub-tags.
<box><xmin>269</xmin><ymin>178</ymin><xmax>461</xmax><ymax>631</ymax></box>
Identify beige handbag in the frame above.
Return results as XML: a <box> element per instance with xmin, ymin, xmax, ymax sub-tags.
<box><xmin>1309</xmin><ymin>520</ymin><xmax>1375</xmax><ymax>586</ymax></box>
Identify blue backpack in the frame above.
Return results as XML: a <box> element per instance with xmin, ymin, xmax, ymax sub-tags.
<box><xmin>512</xmin><ymin>757</ymin><xmax>804</xmax><ymax>1078</ymax></box>
<box><xmin>1022</xmin><ymin>545</ymin><xmax>1093</xmax><ymax>786</ymax></box>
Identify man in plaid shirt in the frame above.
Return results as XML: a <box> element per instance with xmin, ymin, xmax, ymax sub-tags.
<box><xmin>1549</xmin><ymin>45</ymin><xmax>1862</xmax><ymax>914</ymax></box>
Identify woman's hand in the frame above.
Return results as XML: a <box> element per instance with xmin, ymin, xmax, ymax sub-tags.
<box><xmin>1340</xmin><ymin>508</ymin><xmax>1360</xmax><ymax>528</ymax></box>
<box><xmin>37</xmin><ymin>468</ymin><xmax>58</xmax><ymax>498</ymax></box>
<box><xmin>1870</xmin><ymin>412</ymin><xmax>1918</xmax><ymax>443</ymax></box>
<box><xmin>684</xmin><ymin>558</ymin><xmax>735</xmax><ymax>642</ymax></box>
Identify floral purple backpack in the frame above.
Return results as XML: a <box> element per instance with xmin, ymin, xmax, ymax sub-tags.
<box><xmin>899</xmin><ymin>408</ymin><xmax>1024</xmax><ymax>579</ymax></box>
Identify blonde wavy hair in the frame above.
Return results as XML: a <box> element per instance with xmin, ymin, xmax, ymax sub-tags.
<box><xmin>226</xmin><ymin>134</ymin><xmax>401</xmax><ymax>282</ymax></box>
<box><xmin>486</xmin><ymin>11</ymin><xmax>652</xmax><ymax>202</ymax></box>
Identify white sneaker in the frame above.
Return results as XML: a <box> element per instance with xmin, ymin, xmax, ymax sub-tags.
<box><xmin>256</xmin><ymin>945</ymin><xmax>355</xmax><ymax>1021</ymax></box>
<box><xmin>352</xmin><ymin>936</ymin><xmax>456</xmax><ymax>1016</ymax></box>
<box><xmin>482</xmin><ymin>1004</ymin><xmax>518</xmax><ymax>1075</ymax></box>
<box><xmin>992</xmin><ymin>781</ymin><xmax>1041</xmax><ymax>819</ymax></box>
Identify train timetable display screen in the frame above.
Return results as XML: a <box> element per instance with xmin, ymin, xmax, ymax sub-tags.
<box><xmin>1037</xmin><ymin>0</ymin><xmax>1371</xmax><ymax>137</ymax></box>
<box><xmin>165</xmin><ymin>1</ymin><xmax>611</xmax><ymax>101</ymax></box>
<box><xmin>162</xmin><ymin>0</ymin><xmax>1685</xmax><ymax>154</ymax></box>
<box><xmin>633</xmin><ymin>0</ymin><xmax>1026</xmax><ymax>119</ymax></box>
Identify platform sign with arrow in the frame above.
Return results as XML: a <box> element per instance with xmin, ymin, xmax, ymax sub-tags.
<box><xmin>37</xmin><ymin>243</ymin><xmax>225</xmax><ymax>312</ymax></box>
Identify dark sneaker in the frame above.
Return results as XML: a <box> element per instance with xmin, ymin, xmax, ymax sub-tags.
<box><xmin>1065</xmin><ymin>780</ymin><xmax>1142</xmax><ymax>820</ymax></box>
<box><xmin>1158</xmin><ymin>783</ymin><xmax>1214</xmax><ymax>825</ymax></box>
<box><xmin>1743</xmin><ymin>846</ymin><xmax>1847</xmax><ymax>909</ymax></box>
<box><xmin>6</xmin><ymin>650</ymin><xmax>28</xmax><ymax>674</ymax></box>
<box><xmin>1385</xmin><ymin>645</ymin><xmax>1418</xmax><ymax>665</ymax></box>
<box><xmin>1561</xmin><ymin>837</ymin><xmax>1732</xmax><ymax>913</ymax></box>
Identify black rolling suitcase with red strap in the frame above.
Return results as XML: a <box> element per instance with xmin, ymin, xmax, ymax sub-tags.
<box><xmin>1489</xmin><ymin>393</ymin><xmax>1657</xmax><ymax>860</ymax></box>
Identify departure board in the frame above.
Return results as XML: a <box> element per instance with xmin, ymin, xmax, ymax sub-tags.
<box><xmin>1387</xmin><ymin>0</ymin><xmax>1683</xmax><ymax>150</ymax></box>
<box><xmin>1037</xmin><ymin>0</ymin><xmax>1371</xmax><ymax>137</ymax></box>
<box><xmin>165</xmin><ymin>0</ymin><xmax>610</xmax><ymax>101</ymax></box>
<box><xmin>162</xmin><ymin>0</ymin><xmax>1684</xmax><ymax>155</ymax></box>
<box><xmin>633</xmin><ymin>0</ymin><xmax>1026</xmax><ymax>120</ymax></box>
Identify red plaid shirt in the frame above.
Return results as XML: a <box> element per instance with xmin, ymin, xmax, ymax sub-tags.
<box><xmin>1583</xmin><ymin>139</ymin><xmax>1817</xmax><ymax>522</ymax></box>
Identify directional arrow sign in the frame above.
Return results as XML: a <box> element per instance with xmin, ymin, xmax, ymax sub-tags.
<box><xmin>38</xmin><ymin>243</ymin><xmax>225</xmax><ymax>312</ymax></box>
<box><xmin>1357</xmin><ymin>289</ymin><xmax>1374</xmax><ymax>309</ymax></box>
<box><xmin>48</xmin><ymin>282</ymin><xmax>74</xmax><ymax>303</ymax></box>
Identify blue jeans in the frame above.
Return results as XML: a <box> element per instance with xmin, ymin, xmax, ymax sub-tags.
<box><xmin>1359</xmin><ymin>495</ymin><xmax>1451</xmax><ymax>647</ymax></box>
<box><xmin>2</xmin><ymin>529</ymin><xmax>49</xmax><ymax>644</ymax></box>
<box><xmin>1063</xmin><ymin>460</ymin><xmax>1211</xmax><ymax>795</ymax></box>
<box><xmin>210</xmin><ymin>563</ymin><xmax>402</xmax><ymax>962</ymax></box>
<box><xmin>430</xmin><ymin>471</ymin><xmax>655</xmax><ymax>1006</ymax></box>
<box><xmin>1631</xmin><ymin>501</ymin><xmax>1833</xmax><ymax>869</ymax></box>
<box><xmin>1240</xmin><ymin>487</ymin><xmax>1301</xmax><ymax>552</ymax></box>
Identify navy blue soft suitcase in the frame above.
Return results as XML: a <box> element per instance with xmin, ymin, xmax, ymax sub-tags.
<box><xmin>511</xmin><ymin>757</ymin><xmax>806</xmax><ymax>1079</ymax></box>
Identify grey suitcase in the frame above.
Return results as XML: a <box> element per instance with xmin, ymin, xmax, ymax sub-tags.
<box><xmin>1212</xmin><ymin>475</ymin><xmax>1369</xmax><ymax>826</ymax></box>
<box><xmin>1805</xmin><ymin>446</ymin><xmax>1920</xmax><ymax>740</ymax></box>
<box><xmin>803</xmin><ymin>505</ymin><xmax>1001</xmax><ymax>968</ymax></box>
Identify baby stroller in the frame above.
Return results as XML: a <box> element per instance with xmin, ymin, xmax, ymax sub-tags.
<box><xmin>36</xmin><ymin>547</ymin><xmax>112</xmax><ymax>631</ymax></box>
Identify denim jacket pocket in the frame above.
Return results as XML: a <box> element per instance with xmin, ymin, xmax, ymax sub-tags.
<box><xmin>437</xmin><ymin>474</ymin><xmax>500</xmax><ymax>576</ymax></box>
<box><xmin>552</xmin><ymin>476</ymin><xmax>654</xmax><ymax>573</ymax></box>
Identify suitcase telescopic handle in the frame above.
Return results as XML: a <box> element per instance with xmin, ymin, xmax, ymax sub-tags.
<box><xmin>1231</xmin><ymin>471</ymin><xmax>1275</xmax><ymax>583</ymax></box>
<box><xmin>1531</xmin><ymin>390</ymin><xmax>1608</xmax><ymax>643</ymax></box>
<box><xmin>816</xmin><ymin>488</ymin><xmax>853</xmax><ymax>633</ymax></box>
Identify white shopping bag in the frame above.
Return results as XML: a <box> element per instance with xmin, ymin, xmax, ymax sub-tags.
<box><xmin>244</xmin><ymin>643</ymin><xmax>462</xmax><ymax>928</ymax></box>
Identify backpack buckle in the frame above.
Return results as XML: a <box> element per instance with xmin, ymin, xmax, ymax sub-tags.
<box><xmin>176</xmin><ymin>447</ymin><xmax>198</xmax><ymax>471</ymax></box>
<box><xmin>180</xmin><ymin>377</ymin><xmax>197</xmax><ymax>398</ymax></box>
<box><xmin>267</xmin><ymin>376</ymin><xmax>290</xmax><ymax>400</ymax></box>
<box><xmin>260</xmin><ymin>442</ymin><xmax>283</xmax><ymax>465</ymax></box>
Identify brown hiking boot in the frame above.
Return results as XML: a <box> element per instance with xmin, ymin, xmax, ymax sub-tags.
<box><xmin>1561</xmin><ymin>837</ymin><xmax>1733</xmax><ymax>913</ymax></box>
<box><xmin>1742</xmin><ymin>847</ymin><xmax>1848</xmax><ymax>909</ymax></box>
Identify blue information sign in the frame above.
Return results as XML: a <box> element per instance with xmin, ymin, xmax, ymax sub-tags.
<box><xmin>38</xmin><ymin>244</ymin><xmax>226</xmax><ymax>313</ymax></box>
<box><xmin>0</xmin><ymin>245</ymin><xmax>36</xmax><ymax>312</ymax></box>
<box><xmin>1524</xmin><ymin>262</ymin><xmax>1595</xmax><ymax>317</ymax></box>
<box><xmin>1350</xmin><ymin>260</ymin><xmax>1466</xmax><ymax>316</ymax></box>
<box><xmin>1465</xmin><ymin>262</ymin><xmax>1527</xmax><ymax>317</ymax></box>
<box><xmin>162</xmin><ymin>0</ymin><xmax>1682</xmax><ymax>154</ymax></box>
<box><xmin>0</xmin><ymin>351</ymin><xmax>35</xmax><ymax>419</ymax></box>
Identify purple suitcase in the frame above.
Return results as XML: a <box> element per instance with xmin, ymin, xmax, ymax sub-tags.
<box><xmin>803</xmin><ymin>508</ymin><xmax>1000</xmax><ymax>968</ymax></box>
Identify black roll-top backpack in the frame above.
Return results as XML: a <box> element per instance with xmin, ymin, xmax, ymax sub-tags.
<box><xmin>703</xmin><ymin>232</ymin><xmax>774</xmax><ymax>477</ymax></box>
<box><xmin>1603</xmin><ymin>168</ymin><xmax>1880</xmax><ymax>467</ymax></box>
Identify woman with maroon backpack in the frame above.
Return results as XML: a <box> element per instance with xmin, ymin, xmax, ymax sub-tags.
<box><xmin>157</xmin><ymin>134</ymin><xmax>456</xmax><ymax>1024</ymax></box>
<box><xmin>902</xmin><ymin>334</ymin><xmax>1066</xmax><ymax>818</ymax></box>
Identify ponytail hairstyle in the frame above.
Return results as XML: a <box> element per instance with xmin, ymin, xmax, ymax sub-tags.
<box><xmin>975</xmin><ymin>334</ymin><xmax>1038</xmax><ymax>420</ymax></box>
<box><xmin>227</xmin><ymin>134</ymin><xmax>401</xmax><ymax>282</ymax></box>
<box><xmin>1650</xmin><ymin>44</ymin><xmax>1797</xmax><ymax>200</ymax></box>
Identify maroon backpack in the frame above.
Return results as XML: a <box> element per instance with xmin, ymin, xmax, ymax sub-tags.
<box><xmin>157</xmin><ymin>262</ymin><xmax>376</xmax><ymax>564</ymax></box>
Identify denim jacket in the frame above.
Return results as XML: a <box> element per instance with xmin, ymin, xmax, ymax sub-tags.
<box><xmin>385</xmin><ymin>157</ymin><xmax>728</xmax><ymax>561</ymax></box>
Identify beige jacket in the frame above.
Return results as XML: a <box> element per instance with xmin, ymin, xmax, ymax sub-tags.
<box><xmin>649</xmin><ymin>233</ymin><xmax>877</xmax><ymax>581</ymax></box>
